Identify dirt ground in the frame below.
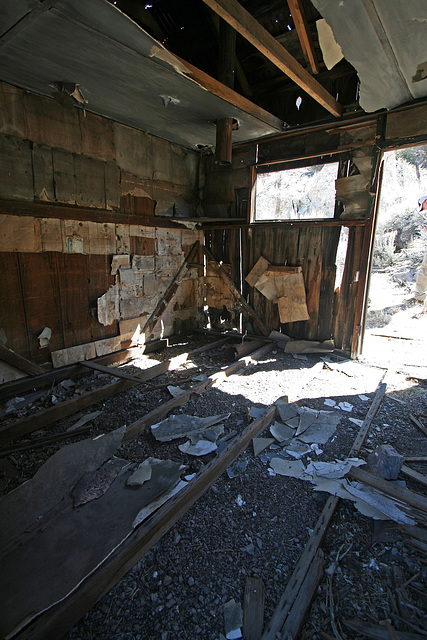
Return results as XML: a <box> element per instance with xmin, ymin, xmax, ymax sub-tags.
<box><xmin>1</xmin><ymin>270</ymin><xmax>426</xmax><ymax>640</ymax></box>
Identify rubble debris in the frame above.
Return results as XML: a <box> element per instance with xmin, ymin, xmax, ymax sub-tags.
<box><xmin>345</xmin><ymin>481</ymin><xmax>416</xmax><ymax>525</ymax></box>
<box><xmin>284</xmin><ymin>440</ymin><xmax>312</xmax><ymax>459</ymax></box>
<box><xmin>295</xmin><ymin>407</ymin><xmax>319</xmax><ymax>436</ymax></box>
<box><xmin>126</xmin><ymin>458</ymin><xmax>153</xmax><ymax>486</ymax></box>
<box><xmin>275</xmin><ymin>398</ymin><xmax>299</xmax><ymax>423</ymax></box>
<box><xmin>297</xmin><ymin>411</ymin><xmax>341</xmax><ymax>444</ymax></box>
<box><xmin>366</xmin><ymin>444</ymin><xmax>404</xmax><ymax>480</ymax></box>
<box><xmin>338</xmin><ymin>401</ymin><xmax>353</xmax><ymax>412</ymax></box>
<box><xmin>132</xmin><ymin>479</ymin><xmax>187</xmax><ymax>528</ymax></box>
<box><xmin>67</xmin><ymin>410</ymin><xmax>103</xmax><ymax>432</ymax></box>
<box><xmin>167</xmin><ymin>385</ymin><xmax>186</xmax><ymax>398</ymax></box>
<box><xmin>269</xmin><ymin>421</ymin><xmax>295</xmax><ymax>444</ymax></box>
<box><xmin>37</xmin><ymin>327</ymin><xmax>52</xmax><ymax>348</ymax></box>
<box><xmin>72</xmin><ymin>458</ymin><xmax>128</xmax><ymax>507</ymax></box>
<box><xmin>358</xmin><ymin>394</ymin><xmax>370</xmax><ymax>402</ymax></box>
<box><xmin>223</xmin><ymin>598</ymin><xmax>243</xmax><ymax>640</ymax></box>
<box><xmin>227</xmin><ymin>460</ymin><xmax>248</xmax><ymax>479</ymax></box>
<box><xmin>324</xmin><ymin>398</ymin><xmax>336</xmax><ymax>407</ymax></box>
<box><xmin>270</xmin><ymin>458</ymin><xmax>306</xmax><ymax>479</ymax></box>
<box><xmin>252</xmin><ymin>438</ymin><xmax>274</xmax><ymax>457</ymax></box>
<box><xmin>248</xmin><ymin>406</ymin><xmax>266</xmax><ymax>420</ymax></box>
<box><xmin>245</xmin><ymin>256</ymin><xmax>269</xmax><ymax>287</ymax></box>
<box><xmin>305</xmin><ymin>458</ymin><xmax>365</xmax><ymax>479</ymax></box>
<box><xmin>178</xmin><ymin>438</ymin><xmax>218</xmax><ymax>456</ymax></box>
<box><xmin>151</xmin><ymin>413</ymin><xmax>229</xmax><ymax>442</ymax></box>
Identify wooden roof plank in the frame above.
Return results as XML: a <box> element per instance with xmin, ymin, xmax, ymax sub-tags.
<box><xmin>287</xmin><ymin>0</ymin><xmax>320</xmax><ymax>74</ymax></box>
<box><xmin>201</xmin><ymin>0</ymin><xmax>342</xmax><ymax>116</ymax></box>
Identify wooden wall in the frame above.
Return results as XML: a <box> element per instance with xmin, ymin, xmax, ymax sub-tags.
<box><xmin>0</xmin><ymin>82</ymin><xmax>203</xmax><ymax>370</ymax></box>
<box><xmin>205</xmin><ymin>222</ymin><xmax>368</xmax><ymax>351</ymax></box>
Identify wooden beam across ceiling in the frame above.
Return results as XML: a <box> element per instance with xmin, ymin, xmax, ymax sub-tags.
<box><xmin>287</xmin><ymin>0</ymin><xmax>320</xmax><ymax>74</ymax></box>
<box><xmin>200</xmin><ymin>0</ymin><xmax>342</xmax><ymax>117</ymax></box>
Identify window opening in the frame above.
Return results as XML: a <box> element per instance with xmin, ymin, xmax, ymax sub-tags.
<box><xmin>252</xmin><ymin>156</ymin><xmax>340</xmax><ymax>222</ymax></box>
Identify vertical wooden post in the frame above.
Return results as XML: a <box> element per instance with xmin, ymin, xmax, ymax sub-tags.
<box><xmin>215</xmin><ymin>117</ymin><xmax>234</xmax><ymax>165</ymax></box>
<box><xmin>215</xmin><ymin>19</ymin><xmax>236</xmax><ymax>165</ymax></box>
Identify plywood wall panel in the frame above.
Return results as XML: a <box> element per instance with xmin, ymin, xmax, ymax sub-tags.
<box><xmin>18</xmin><ymin>253</ymin><xmax>64</xmax><ymax>361</ymax></box>
<box><xmin>0</xmin><ymin>253</ymin><xmax>30</xmax><ymax>358</ymax></box>
<box><xmin>55</xmin><ymin>253</ymin><xmax>92</xmax><ymax>348</ymax></box>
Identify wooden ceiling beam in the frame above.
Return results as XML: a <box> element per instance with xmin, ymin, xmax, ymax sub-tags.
<box><xmin>287</xmin><ymin>0</ymin><xmax>320</xmax><ymax>74</ymax></box>
<box><xmin>200</xmin><ymin>0</ymin><xmax>342</xmax><ymax>117</ymax></box>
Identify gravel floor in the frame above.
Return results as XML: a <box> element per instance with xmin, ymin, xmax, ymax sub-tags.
<box><xmin>1</xmin><ymin>297</ymin><xmax>427</xmax><ymax>640</ymax></box>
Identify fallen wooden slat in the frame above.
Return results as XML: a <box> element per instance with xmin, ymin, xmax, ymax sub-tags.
<box><xmin>0</xmin><ymin>345</ymin><xmax>44</xmax><ymax>376</ymax></box>
<box><xmin>78</xmin><ymin>361</ymin><xmax>144</xmax><ymax>383</ymax></box>
<box><xmin>404</xmin><ymin>457</ymin><xmax>427</xmax><ymax>463</ymax></box>
<box><xmin>243</xmin><ymin>577</ymin><xmax>265</xmax><ymax>640</ymax></box>
<box><xmin>186</xmin><ymin>336</ymin><xmax>233</xmax><ymax>356</ymax></box>
<box><xmin>348</xmin><ymin>467</ymin><xmax>427</xmax><ymax>516</ymax></box>
<box><xmin>15</xmin><ymin>405</ymin><xmax>278</xmax><ymax>640</ymax></box>
<box><xmin>122</xmin><ymin>378</ymin><xmax>212</xmax><ymax>443</ymax></box>
<box><xmin>410</xmin><ymin>414</ymin><xmax>427</xmax><ymax>438</ymax></box>
<box><xmin>202</xmin><ymin>245</ymin><xmax>270</xmax><ymax>336</ymax></box>
<box><xmin>343</xmin><ymin>618</ymin><xmax>424</xmax><ymax>640</ymax></box>
<box><xmin>262</xmin><ymin>382</ymin><xmax>387</xmax><ymax>639</ymax></box>
<box><xmin>401</xmin><ymin>465</ymin><xmax>427</xmax><ymax>489</ymax></box>
<box><xmin>142</xmin><ymin>241</ymin><xmax>200</xmax><ymax>337</ymax></box>
<box><xmin>0</xmin><ymin>346</ymin><xmax>144</xmax><ymax>402</ymax></box>
<box><xmin>281</xmin><ymin>550</ymin><xmax>325</xmax><ymax>639</ymax></box>
<box><xmin>0</xmin><ymin>425</ymin><xmax>93</xmax><ymax>457</ymax></box>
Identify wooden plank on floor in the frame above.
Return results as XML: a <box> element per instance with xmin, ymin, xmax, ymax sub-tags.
<box><xmin>78</xmin><ymin>361</ymin><xmax>143</xmax><ymax>383</ymax></box>
<box><xmin>348</xmin><ymin>466</ymin><xmax>427</xmax><ymax>515</ymax></box>
<box><xmin>0</xmin><ymin>345</ymin><xmax>43</xmax><ymax>376</ymax></box>
<box><xmin>243</xmin><ymin>578</ymin><xmax>265</xmax><ymax>640</ymax></box>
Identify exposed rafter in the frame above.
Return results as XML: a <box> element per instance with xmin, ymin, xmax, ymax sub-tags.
<box><xmin>200</xmin><ymin>0</ymin><xmax>342</xmax><ymax>117</ymax></box>
<box><xmin>287</xmin><ymin>0</ymin><xmax>320</xmax><ymax>74</ymax></box>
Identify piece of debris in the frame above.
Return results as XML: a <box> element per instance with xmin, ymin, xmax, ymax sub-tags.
<box><xmin>151</xmin><ymin>413</ymin><xmax>229</xmax><ymax>442</ymax></box>
<box><xmin>269</xmin><ymin>421</ymin><xmax>295</xmax><ymax>444</ymax></box>
<box><xmin>227</xmin><ymin>460</ymin><xmax>248</xmax><ymax>479</ymax></box>
<box><xmin>60</xmin><ymin>379</ymin><xmax>76</xmax><ymax>390</ymax></box>
<box><xmin>126</xmin><ymin>458</ymin><xmax>153</xmax><ymax>486</ymax></box>
<box><xmin>297</xmin><ymin>411</ymin><xmax>341</xmax><ymax>444</ymax></box>
<box><xmin>223</xmin><ymin>598</ymin><xmax>243</xmax><ymax>640</ymax></box>
<box><xmin>366</xmin><ymin>444</ymin><xmax>404</xmax><ymax>480</ymax></box>
<box><xmin>72</xmin><ymin>458</ymin><xmax>128</xmax><ymax>507</ymax></box>
<box><xmin>338</xmin><ymin>401</ymin><xmax>353</xmax><ymax>412</ymax></box>
<box><xmin>167</xmin><ymin>385</ymin><xmax>186</xmax><ymax>398</ymax></box>
<box><xmin>324</xmin><ymin>398</ymin><xmax>336</xmax><ymax>407</ymax></box>
<box><xmin>284</xmin><ymin>440</ymin><xmax>312</xmax><ymax>459</ymax></box>
<box><xmin>248</xmin><ymin>406</ymin><xmax>266</xmax><ymax>420</ymax></box>
<box><xmin>269</xmin><ymin>458</ymin><xmax>306</xmax><ymax>479</ymax></box>
<box><xmin>295</xmin><ymin>407</ymin><xmax>319</xmax><ymax>436</ymax></box>
<box><xmin>67</xmin><ymin>410</ymin><xmax>103</xmax><ymax>432</ymax></box>
<box><xmin>305</xmin><ymin>458</ymin><xmax>365</xmax><ymax>479</ymax></box>
<box><xmin>358</xmin><ymin>394</ymin><xmax>370</xmax><ymax>402</ymax></box>
<box><xmin>37</xmin><ymin>327</ymin><xmax>52</xmax><ymax>348</ymax></box>
<box><xmin>178</xmin><ymin>439</ymin><xmax>217</xmax><ymax>456</ymax></box>
<box><xmin>349</xmin><ymin>418</ymin><xmax>363</xmax><ymax>427</ymax></box>
<box><xmin>253</xmin><ymin>437</ymin><xmax>275</xmax><ymax>457</ymax></box>
<box><xmin>236</xmin><ymin>495</ymin><xmax>245</xmax><ymax>507</ymax></box>
<box><xmin>275</xmin><ymin>398</ymin><xmax>299</xmax><ymax>423</ymax></box>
